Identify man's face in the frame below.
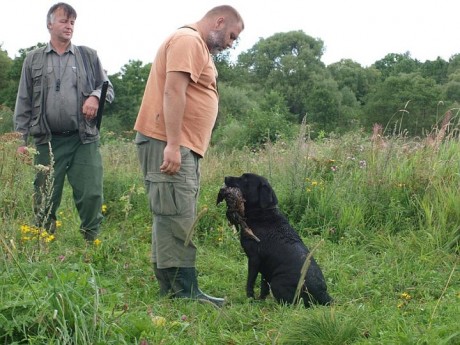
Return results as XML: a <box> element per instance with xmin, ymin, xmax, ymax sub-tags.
<box><xmin>48</xmin><ymin>8</ymin><xmax>75</xmax><ymax>42</ymax></box>
<box><xmin>206</xmin><ymin>20</ymin><xmax>243</xmax><ymax>55</ymax></box>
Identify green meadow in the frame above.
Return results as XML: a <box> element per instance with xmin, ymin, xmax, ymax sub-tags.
<box><xmin>1</xmin><ymin>121</ymin><xmax>459</xmax><ymax>344</ymax></box>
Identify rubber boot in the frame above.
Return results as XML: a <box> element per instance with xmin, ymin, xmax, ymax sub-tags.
<box><xmin>153</xmin><ymin>263</ymin><xmax>172</xmax><ymax>297</ymax></box>
<box><xmin>46</xmin><ymin>218</ymin><xmax>57</xmax><ymax>234</ymax></box>
<box><xmin>81</xmin><ymin>228</ymin><xmax>99</xmax><ymax>242</ymax></box>
<box><xmin>166</xmin><ymin>267</ymin><xmax>225</xmax><ymax>307</ymax></box>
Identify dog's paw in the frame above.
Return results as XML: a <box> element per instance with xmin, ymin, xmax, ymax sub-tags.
<box><xmin>246</xmin><ymin>292</ymin><xmax>255</xmax><ymax>299</ymax></box>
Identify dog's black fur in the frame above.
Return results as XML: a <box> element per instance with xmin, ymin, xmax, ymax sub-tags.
<box><xmin>217</xmin><ymin>173</ymin><xmax>332</xmax><ymax>307</ymax></box>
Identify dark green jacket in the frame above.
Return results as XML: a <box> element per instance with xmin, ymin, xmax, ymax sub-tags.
<box><xmin>14</xmin><ymin>43</ymin><xmax>114</xmax><ymax>145</ymax></box>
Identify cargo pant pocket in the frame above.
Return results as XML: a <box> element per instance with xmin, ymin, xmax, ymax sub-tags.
<box><xmin>145</xmin><ymin>172</ymin><xmax>189</xmax><ymax>216</ymax></box>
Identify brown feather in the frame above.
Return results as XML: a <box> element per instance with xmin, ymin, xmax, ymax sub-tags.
<box><xmin>217</xmin><ymin>186</ymin><xmax>260</xmax><ymax>242</ymax></box>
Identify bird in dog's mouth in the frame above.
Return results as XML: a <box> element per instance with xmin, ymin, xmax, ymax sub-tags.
<box><xmin>217</xmin><ymin>185</ymin><xmax>261</xmax><ymax>242</ymax></box>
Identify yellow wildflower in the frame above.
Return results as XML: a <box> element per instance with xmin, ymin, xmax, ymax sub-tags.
<box><xmin>93</xmin><ymin>238</ymin><xmax>102</xmax><ymax>246</ymax></box>
<box><xmin>101</xmin><ymin>204</ymin><xmax>108</xmax><ymax>214</ymax></box>
<box><xmin>21</xmin><ymin>225</ymin><xmax>31</xmax><ymax>233</ymax></box>
<box><xmin>401</xmin><ymin>292</ymin><xmax>411</xmax><ymax>300</ymax></box>
<box><xmin>56</xmin><ymin>220</ymin><xmax>62</xmax><ymax>228</ymax></box>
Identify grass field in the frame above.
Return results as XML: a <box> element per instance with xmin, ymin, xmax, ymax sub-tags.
<box><xmin>1</xmin><ymin>124</ymin><xmax>459</xmax><ymax>344</ymax></box>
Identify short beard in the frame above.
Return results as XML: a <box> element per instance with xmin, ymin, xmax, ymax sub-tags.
<box><xmin>206</xmin><ymin>30</ymin><xmax>225</xmax><ymax>55</ymax></box>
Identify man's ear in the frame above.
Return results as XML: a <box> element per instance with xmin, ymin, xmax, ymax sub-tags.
<box><xmin>258</xmin><ymin>184</ymin><xmax>278</xmax><ymax>209</ymax></box>
<box><xmin>215</xmin><ymin>16</ymin><xmax>225</xmax><ymax>29</ymax></box>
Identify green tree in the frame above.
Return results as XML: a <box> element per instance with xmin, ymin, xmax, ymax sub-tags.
<box><xmin>443</xmin><ymin>70</ymin><xmax>460</xmax><ymax>104</ymax></box>
<box><xmin>363</xmin><ymin>73</ymin><xmax>443</xmax><ymax>135</ymax></box>
<box><xmin>213</xmin><ymin>50</ymin><xmax>249</xmax><ymax>86</ymax></box>
<box><xmin>373</xmin><ymin>52</ymin><xmax>421</xmax><ymax>79</ymax></box>
<box><xmin>0</xmin><ymin>44</ymin><xmax>46</xmax><ymax>114</ymax></box>
<box><xmin>104</xmin><ymin>60</ymin><xmax>151</xmax><ymax>133</ymax></box>
<box><xmin>420</xmin><ymin>57</ymin><xmax>449</xmax><ymax>84</ymax></box>
<box><xmin>237</xmin><ymin>30</ymin><xmax>343</xmax><ymax>131</ymax></box>
<box><xmin>305</xmin><ymin>75</ymin><xmax>341</xmax><ymax>133</ymax></box>
<box><xmin>212</xmin><ymin>89</ymin><xmax>295</xmax><ymax>150</ymax></box>
<box><xmin>217</xmin><ymin>83</ymin><xmax>259</xmax><ymax>127</ymax></box>
<box><xmin>328</xmin><ymin>59</ymin><xmax>380</xmax><ymax>104</ymax></box>
<box><xmin>0</xmin><ymin>46</ymin><xmax>13</xmax><ymax>95</ymax></box>
<box><xmin>447</xmin><ymin>54</ymin><xmax>460</xmax><ymax>75</ymax></box>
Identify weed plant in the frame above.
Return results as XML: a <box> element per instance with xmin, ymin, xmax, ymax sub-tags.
<box><xmin>0</xmin><ymin>117</ymin><xmax>459</xmax><ymax>344</ymax></box>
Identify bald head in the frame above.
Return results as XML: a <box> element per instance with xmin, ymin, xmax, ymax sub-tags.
<box><xmin>203</xmin><ymin>5</ymin><xmax>244</xmax><ymax>30</ymax></box>
<box><xmin>197</xmin><ymin>5</ymin><xmax>244</xmax><ymax>54</ymax></box>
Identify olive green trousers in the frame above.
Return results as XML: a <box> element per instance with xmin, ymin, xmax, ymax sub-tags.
<box><xmin>34</xmin><ymin>133</ymin><xmax>103</xmax><ymax>240</ymax></box>
<box><xmin>135</xmin><ymin>133</ymin><xmax>200</xmax><ymax>269</ymax></box>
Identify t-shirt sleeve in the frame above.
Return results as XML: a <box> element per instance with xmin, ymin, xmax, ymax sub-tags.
<box><xmin>166</xmin><ymin>34</ymin><xmax>208</xmax><ymax>83</ymax></box>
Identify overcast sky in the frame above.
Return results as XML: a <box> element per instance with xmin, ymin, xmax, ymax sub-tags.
<box><xmin>1</xmin><ymin>0</ymin><xmax>459</xmax><ymax>74</ymax></box>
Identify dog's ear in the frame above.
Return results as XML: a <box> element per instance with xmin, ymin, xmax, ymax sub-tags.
<box><xmin>258</xmin><ymin>183</ymin><xmax>278</xmax><ymax>208</ymax></box>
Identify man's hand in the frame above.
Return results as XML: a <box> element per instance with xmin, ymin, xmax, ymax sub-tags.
<box><xmin>82</xmin><ymin>96</ymin><xmax>99</xmax><ymax>119</ymax></box>
<box><xmin>160</xmin><ymin>144</ymin><xmax>181</xmax><ymax>175</ymax></box>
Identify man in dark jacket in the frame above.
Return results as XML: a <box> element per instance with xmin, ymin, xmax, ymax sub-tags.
<box><xmin>14</xmin><ymin>2</ymin><xmax>114</xmax><ymax>241</ymax></box>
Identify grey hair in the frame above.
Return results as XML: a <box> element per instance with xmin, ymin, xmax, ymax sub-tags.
<box><xmin>47</xmin><ymin>2</ymin><xmax>77</xmax><ymax>27</ymax></box>
<box><xmin>205</xmin><ymin>5</ymin><xmax>244</xmax><ymax>30</ymax></box>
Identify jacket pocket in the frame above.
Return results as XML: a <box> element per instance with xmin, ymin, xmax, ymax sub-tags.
<box><xmin>30</xmin><ymin>66</ymin><xmax>43</xmax><ymax>136</ymax></box>
<box><xmin>82</xmin><ymin>93</ymin><xmax>99</xmax><ymax>137</ymax></box>
<box><xmin>83</xmin><ymin>117</ymin><xmax>98</xmax><ymax>137</ymax></box>
<box><xmin>28</xmin><ymin>115</ymin><xmax>42</xmax><ymax>137</ymax></box>
<box><xmin>32</xmin><ymin>65</ymin><xmax>43</xmax><ymax>87</ymax></box>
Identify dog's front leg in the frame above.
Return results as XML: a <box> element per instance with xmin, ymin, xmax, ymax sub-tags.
<box><xmin>259</xmin><ymin>275</ymin><xmax>270</xmax><ymax>300</ymax></box>
<box><xmin>246</xmin><ymin>256</ymin><xmax>260</xmax><ymax>299</ymax></box>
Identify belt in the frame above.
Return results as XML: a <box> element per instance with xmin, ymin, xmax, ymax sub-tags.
<box><xmin>51</xmin><ymin>130</ymin><xmax>79</xmax><ymax>137</ymax></box>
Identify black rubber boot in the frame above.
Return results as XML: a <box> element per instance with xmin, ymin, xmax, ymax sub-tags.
<box><xmin>153</xmin><ymin>263</ymin><xmax>172</xmax><ymax>297</ymax></box>
<box><xmin>45</xmin><ymin>218</ymin><xmax>57</xmax><ymax>234</ymax></box>
<box><xmin>166</xmin><ymin>267</ymin><xmax>225</xmax><ymax>307</ymax></box>
<box><xmin>81</xmin><ymin>228</ymin><xmax>99</xmax><ymax>242</ymax></box>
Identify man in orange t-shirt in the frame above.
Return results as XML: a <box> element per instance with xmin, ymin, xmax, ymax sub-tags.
<box><xmin>134</xmin><ymin>5</ymin><xmax>244</xmax><ymax>307</ymax></box>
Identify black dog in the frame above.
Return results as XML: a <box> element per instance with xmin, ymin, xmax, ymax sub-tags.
<box><xmin>217</xmin><ymin>173</ymin><xmax>332</xmax><ymax>307</ymax></box>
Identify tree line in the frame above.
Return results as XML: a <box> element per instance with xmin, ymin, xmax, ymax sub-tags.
<box><xmin>1</xmin><ymin>30</ymin><xmax>460</xmax><ymax>149</ymax></box>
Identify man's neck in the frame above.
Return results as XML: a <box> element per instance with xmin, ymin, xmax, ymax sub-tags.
<box><xmin>50</xmin><ymin>39</ymin><xmax>71</xmax><ymax>55</ymax></box>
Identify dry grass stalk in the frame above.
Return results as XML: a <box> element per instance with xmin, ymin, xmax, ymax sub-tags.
<box><xmin>184</xmin><ymin>207</ymin><xmax>208</xmax><ymax>247</ymax></box>
<box><xmin>293</xmin><ymin>239</ymin><xmax>324</xmax><ymax>305</ymax></box>
<box><xmin>425</xmin><ymin>110</ymin><xmax>452</xmax><ymax>149</ymax></box>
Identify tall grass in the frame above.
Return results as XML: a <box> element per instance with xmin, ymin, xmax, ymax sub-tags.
<box><xmin>1</xmin><ymin>118</ymin><xmax>459</xmax><ymax>344</ymax></box>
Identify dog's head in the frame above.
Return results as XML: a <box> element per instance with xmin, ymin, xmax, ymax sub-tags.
<box><xmin>224</xmin><ymin>173</ymin><xmax>278</xmax><ymax>210</ymax></box>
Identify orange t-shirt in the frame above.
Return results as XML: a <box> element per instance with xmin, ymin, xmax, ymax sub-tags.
<box><xmin>134</xmin><ymin>26</ymin><xmax>218</xmax><ymax>157</ymax></box>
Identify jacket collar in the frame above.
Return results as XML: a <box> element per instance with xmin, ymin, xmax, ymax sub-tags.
<box><xmin>45</xmin><ymin>42</ymin><xmax>75</xmax><ymax>55</ymax></box>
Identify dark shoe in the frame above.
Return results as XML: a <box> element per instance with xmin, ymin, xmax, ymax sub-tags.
<box><xmin>81</xmin><ymin>228</ymin><xmax>99</xmax><ymax>242</ymax></box>
<box><xmin>166</xmin><ymin>267</ymin><xmax>225</xmax><ymax>307</ymax></box>
<box><xmin>36</xmin><ymin>217</ymin><xmax>56</xmax><ymax>234</ymax></box>
<box><xmin>153</xmin><ymin>263</ymin><xmax>172</xmax><ymax>297</ymax></box>
<box><xmin>46</xmin><ymin>218</ymin><xmax>57</xmax><ymax>234</ymax></box>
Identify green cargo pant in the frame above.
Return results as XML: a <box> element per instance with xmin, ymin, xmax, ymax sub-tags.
<box><xmin>34</xmin><ymin>133</ymin><xmax>103</xmax><ymax>240</ymax></box>
<box><xmin>135</xmin><ymin>132</ymin><xmax>200</xmax><ymax>269</ymax></box>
